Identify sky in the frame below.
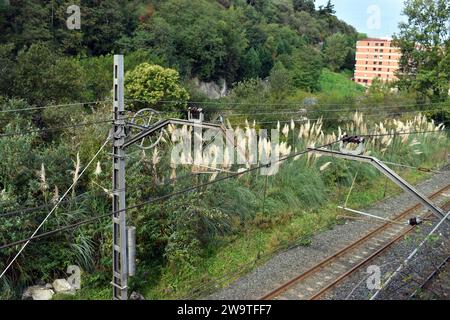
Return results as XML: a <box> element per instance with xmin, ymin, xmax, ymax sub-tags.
<box><xmin>315</xmin><ymin>0</ymin><xmax>406</xmax><ymax>38</ymax></box>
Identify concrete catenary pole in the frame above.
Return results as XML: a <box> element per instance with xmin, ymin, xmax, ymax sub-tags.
<box><xmin>112</xmin><ymin>55</ymin><xmax>128</xmax><ymax>300</ymax></box>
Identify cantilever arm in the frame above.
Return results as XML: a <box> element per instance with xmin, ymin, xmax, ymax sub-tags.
<box><xmin>123</xmin><ymin>118</ymin><xmax>228</xmax><ymax>149</ymax></box>
<box><xmin>308</xmin><ymin>148</ymin><xmax>447</xmax><ymax>222</ymax></box>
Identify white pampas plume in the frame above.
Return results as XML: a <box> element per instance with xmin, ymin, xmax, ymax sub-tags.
<box><xmin>413</xmin><ymin>150</ymin><xmax>423</xmax><ymax>155</ymax></box>
<box><xmin>72</xmin><ymin>152</ymin><xmax>81</xmax><ymax>198</ymax></box>
<box><xmin>277</xmin><ymin>121</ymin><xmax>280</xmax><ymax>132</ymax></box>
<box><xmin>282</xmin><ymin>124</ymin><xmax>289</xmax><ymax>137</ymax></box>
<box><xmin>38</xmin><ymin>163</ymin><xmax>48</xmax><ymax>192</ymax></box>
<box><xmin>320</xmin><ymin>162</ymin><xmax>331</xmax><ymax>172</ymax></box>
<box><xmin>152</xmin><ymin>148</ymin><xmax>160</xmax><ymax>165</ymax></box>
<box><xmin>290</xmin><ymin>119</ymin><xmax>295</xmax><ymax>130</ymax></box>
<box><xmin>170</xmin><ymin>167</ymin><xmax>177</xmax><ymax>180</ymax></box>
<box><xmin>51</xmin><ymin>186</ymin><xmax>59</xmax><ymax>204</ymax></box>
<box><xmin>226</xmin><ymin>118</ymin><xmax>233</xmax><ymax>130</ymax></box>
<box><xmin>94</xmin><ymin>161</ymin><xmax>102</xmax><ymax>176</ymax></box>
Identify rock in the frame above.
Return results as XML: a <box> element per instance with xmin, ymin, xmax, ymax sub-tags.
<box><xmin>22</xmin><ymin>286</ymin><xmax>54</xmax><ymax>300</ymax></box>
<box><xmin>52</xmin><ymin>279</ymin><xmax>74</xmax><ymax>293</ymax></box>
<box><xmin>129</xmin><ymin>291</ymin><xmax>145</xmax><ymax>300</ymax></box>
<box><xmin>22</xmin><ymin>285</ymin><xmax>40</xmax><ymax>300</ymax></box>
<box><xmin>32</xmin><ymin>288</ymin><xmax>54</xmax><ymax>300</ymax></box>
<box><xmin>45</xmin><ymin>283</ymin><xmax>53</xmax><ymax>289</ymax></box>
<box><xmin>191</xmin><ymin>77</ymin><xmax>228</xmax><ymax>99</ymax></box>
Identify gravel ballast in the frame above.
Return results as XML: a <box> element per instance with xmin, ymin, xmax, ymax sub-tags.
<box><xmin>206</xmin><ymin>172</ymin><xmax>450</xmax><ymax>300</ymax></box>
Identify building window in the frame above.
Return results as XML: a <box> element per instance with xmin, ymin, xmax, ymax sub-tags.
<box><xmin>379</xmin><ymin>61</ymin><xmax>382</xmax><ymax>65</ymax></box>
<box><xmin>389</xmin><ymin>56</ymin><xmax>391</xmax><ymax>59</ymax></box>
<box><xmin>374</xmin><ymin>55</ymin><xmax>378</xmax><ymax>58</ymax></box>
<box><xmin>363</xmin><ymin>79</ymin><xmax>368</xmax><ymax>83</ymax></box>
<box><xmin>380</xmin><ymin>49</ymin><xmax>384</xmax><ymax>52</ymax></box>
<box><xmin>375</xmin><ymin>43</ymin><xmax>379</xmax><ymax>46</ymax></box>
<box><xmin>365</xmin><ymin>67</ymin><xmax>368</xmax><ymax>70</ymax></box>
<box><xmin>381</xmin><ymin>43</ymin><xmax>385</xmax><ymax>46</ymax></box>
<box><xmin>378</xmin><ymin>74</ymin><xmax>381</xmax><ymax>77</ymax></box>
<box><xmin>375</xmin><ymin>49</ymin><xmax>378</xmax><ymax>52</ymax></box>
<box><xmin>378</xmin><ymin>68</ymin><xmax>382</xmax><ymax>71</ymax></box>
<box><xmin>373</xmin><ymin>68</ymin><xmax>377</xmax><ymax>71</ymax></box>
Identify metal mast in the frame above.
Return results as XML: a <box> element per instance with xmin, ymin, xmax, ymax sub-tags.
<box><xmin>112</xmin><ymin>55</ymin><xmax>128</xmax><ymax>300</ymax></box>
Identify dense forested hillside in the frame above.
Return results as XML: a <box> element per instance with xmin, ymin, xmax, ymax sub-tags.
<box><xmin>0</xmin><ymin>0</ymin><xmax>361</xmax><ymax>103</ymax></box>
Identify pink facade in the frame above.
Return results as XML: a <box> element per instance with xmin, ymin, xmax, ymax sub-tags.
<box><xmin>354</xmin><ymin>38</ymin><xmax>401</xmax><ymax>87</ymax></box>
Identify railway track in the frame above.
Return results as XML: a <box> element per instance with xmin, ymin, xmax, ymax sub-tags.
<box><xmin>260</xmin><ymin>184</ymin><xmax>450</xmax><ymax>300</ymax></box>
<box><xmin>409</xmin><ymin>255</ymin><xmax>450</xmax><ymax>299</ymax></box>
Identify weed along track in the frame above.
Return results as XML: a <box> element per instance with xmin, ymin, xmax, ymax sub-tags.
<box><xmin>259</xmin><ymin>184</ymin><xmax>450</xmax><ymax>300</ymax></box>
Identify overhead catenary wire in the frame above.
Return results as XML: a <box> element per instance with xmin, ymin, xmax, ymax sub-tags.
<box><xmin>224</xmin><ymin>108</ymin><xmax>447</xmax><ymax>118</ymax></box>
<box><xmin>370</xmin><ymin>209</ymin><xmax>450</xmax><ymax>300</ymax></box>
<box><xmin>0</xmin><ymin>135</ymin><xmax>111</xmax><ymax>279</ymax></box>
<box><xmin>0</xmin><ymin>137</ymin><xmax>344</xmax><ymax>251</ymax></box>
<box><xmin>0</xmin><ymin>128</ymin><xmax>448</xmax><ymax>251</ymax></box>
<box><xmin>380</xmin><ymin>161</ymin><xmax>449</xmax><ymax>174</ymax></box>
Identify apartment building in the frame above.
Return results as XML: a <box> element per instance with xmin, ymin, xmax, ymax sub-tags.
<box><xmin>354</xmin><ymin>38</ymin><xmax>401</xmax><ymax>87</ymax></box>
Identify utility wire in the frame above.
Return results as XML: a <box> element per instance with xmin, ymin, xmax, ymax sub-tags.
<box><xmin>225</xmin><ymin>108</ymin><xmax>447</xmax><ymax>118</ymax></box>
<box><xmin>0</xmin><ymin>118</ymin><xmax>113</xmax><ymax>138</ymax></box>
<box><xmin>0</xmin><ymin>188</ymin><xmax>127</xmax><ymax>219</ymax></box>
<box><xmin>0</xmin><ymin>138</ymin><xmax>343</xmax><ymax>251</ymax></box>
<box><xmin>0</xmin><ymin>129</ymin><xmax>447</xmax><ymax>251</ymax></box>
<box><xmin>0</xmin><ymin>135</ymin><xmax>111</xmax><ymax>279</ymax></box>
<box><xmin>232</xmin><ymin>114</ymin><xmax>449</xmax><ymax>127</ymax></box>
<box><xmin>125</xmin><ymin>98</ymin><xmax>449</xmax><ymax>109</ymax></box>
<box><xmin>0</xmin><ymin>100</ymin><xmax>112</xmax><ymax>114</ymax></box>
<box><xmin>0</xmin><ymin>113</ymin><xmax>156</xmax><ymax>138</ymax></box>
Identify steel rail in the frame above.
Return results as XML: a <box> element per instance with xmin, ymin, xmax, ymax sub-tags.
<box><xmin>259</xmin><ymin>184</ymin><xmax>450</xmax><ymax>300</ymax></box>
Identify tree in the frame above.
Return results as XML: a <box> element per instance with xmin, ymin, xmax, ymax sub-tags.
<box><xmin>325</xmin><ymin>0</ymin><xmax>336</xmax><ymax>14</ymax></box>
<box><xmin>13</xmin><ymin>43</ymin><xmax>86</xmax><ymax>106</ymax></box>
<box><xmin>293</xmin><ymin>0</ymin><xmax>315</xmax><ymax>13</ymax></box>
<box><xmin>323</xmin><ymin>33</ymin><xmax>351</xmax><ymax>71</ymax></box>
<box><xmin>241</xmin><ymin>47</ymin><xmax>262</xmax><ymax>79</ymax></box>
<box><xmin>287</xmin><ymin>47</ymin><xmax>323</xmax><ymax>92</ymax></box>
<box><xmin>269</xmin><ymin>61</ymin><xmax>293</xmax><ymax>98</ymax></box>
<box><xmin>0</xmin><ymin>43</ymin><xmax>16</xmax><ymax>97</ymax></box>
<box><xmin>393</xmin><ymin>0</ymin><xmax>450</xmax><ymax>102</ymax></box>
<box><xmin>125</xmin><ymin>63</ymin><xmax>190</xmax><ymax>111</ymax></box>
